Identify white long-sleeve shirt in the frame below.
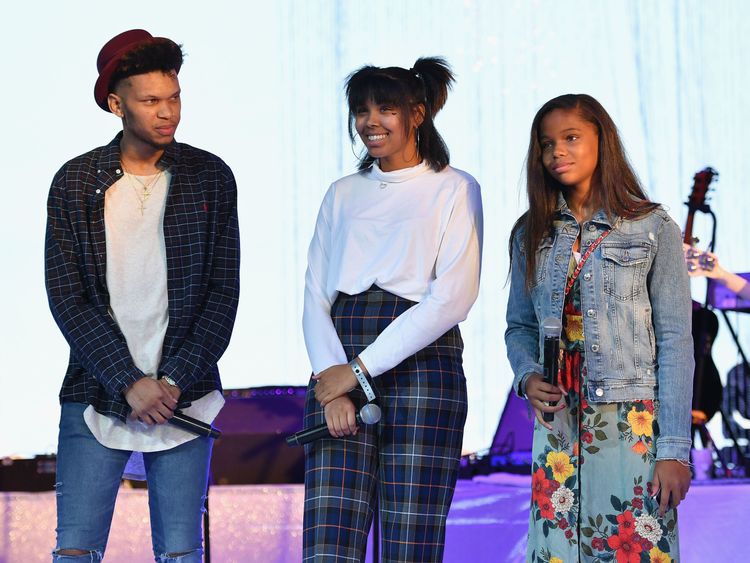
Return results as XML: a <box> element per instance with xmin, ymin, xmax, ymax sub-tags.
<box><xmin>303</xmin><ymin>161</ymin><xmax>483</xmax><ymax>377</ymax></box>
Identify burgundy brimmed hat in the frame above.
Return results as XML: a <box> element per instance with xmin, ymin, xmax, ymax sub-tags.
<box><xmin>94</xmin><ymin>29</ymin><xmax>178</xmax><ymax>112</ymax></box>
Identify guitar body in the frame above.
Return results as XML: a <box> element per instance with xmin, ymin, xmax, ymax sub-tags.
<box><xmin>691</xmin><ymin>305</ymin><xmax>722</xmax><ymax>421</ymax></box>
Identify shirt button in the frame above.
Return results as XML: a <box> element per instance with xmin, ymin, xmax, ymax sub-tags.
<box><xmin>552</xmin><ymin>291</ymin><xmax>560</xmax><ymax>301</ymax></box>
<box><xmin>95</xmin><ymin>189</ymin><xmax>101</xmax><ymax>194</ymax></box>
<box><xmin>591</xmin><ymin>343</ymin><xmax>600</xmax><ymax>352</ymax></box>
<box><xmin>586</xmin><ymin>309</ymin><xmax>596</xmax><ymax>317</ymax></box>
<box><xmin>555</xmin><ymin>254</ymin><xmax>564</xmax><ymax>263</ymax></box>
<box><xmin>595</xmin><ymin>387</ymin><xmax>604</xmax><ymax>397</ymax></box>
<box><xmin>646</xmin><ymin>368</ymin><xmax>653</xmax><ymax>375</ymax></box>
<box><xmin>585</xmin><ymin>239</ymin><xmax>593</xmax><ymax>246</ymax></box>
<box><xmin>588</xmin><ymin>224</ymin><xmax>596</xmax><ymax>231</ymax></box>
<box><xmin>583</xmin><ymin>272</ymin><xmax>592</xmax><ymax>281</ymax></box>
<box><xmin>379</xmin><ymin>182</ymin><xmax>387</xmax><ymax>189</ymax></box>
<box><xmin>115</xmin><ymin>168</ymin><xmax>122</xmax><ymax>174</ymax></box>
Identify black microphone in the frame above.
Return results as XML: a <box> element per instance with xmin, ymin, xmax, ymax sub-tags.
<box><xmin>168</xmin><ymin>409</ymin><xmax>222</xmax><ymax>439</ymax></box>
<box><xmin>542</xmin><ymin>316</ymin><xmax>562</xmax><ymax>423</ymax></box>
<box><xmin>286</xmin><ymin>403</ymin><xmax>382</xmax><ymax>447</ymax></box>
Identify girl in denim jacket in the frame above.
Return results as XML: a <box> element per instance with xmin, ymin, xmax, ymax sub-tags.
<box><xmin>506</xmin><ymin>94</ymin><xmax>693</xmax><ymax>562</ymax></box>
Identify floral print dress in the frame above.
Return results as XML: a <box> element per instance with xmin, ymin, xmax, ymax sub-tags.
<box><xmin>527</xmin><ymin>256</ymin><xmax>680</xmax><ymax>563</ymax></box>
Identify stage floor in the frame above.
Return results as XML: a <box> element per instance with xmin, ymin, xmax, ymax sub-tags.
<box><xmin>1</xmin><ymin>475</ymin><xmax>747</xmax><ymax>562</ymax></box>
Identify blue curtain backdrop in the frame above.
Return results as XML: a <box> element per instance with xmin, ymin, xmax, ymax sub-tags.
<box><xmin>1</xmin><ymin>0</ymin><xmax>748</xmax><ymax>457</ymax></box>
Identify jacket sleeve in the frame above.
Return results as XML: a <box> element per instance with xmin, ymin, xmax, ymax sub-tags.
<box><xmin>158</xmin><ymin>163</ymin><xmax>241</xmax><ymax>390</ymax></box>
<box><xmin>505</xmin><ymin>230</ymin><xmax>542</xmax><ymax>397</ymax></box>
<box><xmin>45</xmin><ymin>167</ymin><xmax>145</xmax><ymax>398</ymax></box>
<box><xmin>647</xmin><ymin>213</ymin><xmax>695</xmax><ymax>461</ymax></box>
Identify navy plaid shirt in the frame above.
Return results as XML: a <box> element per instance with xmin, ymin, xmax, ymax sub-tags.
<box><xmin>45</xmin><ymin>133</ymin><xmax>240</xmax><ymax>421</ymax></box>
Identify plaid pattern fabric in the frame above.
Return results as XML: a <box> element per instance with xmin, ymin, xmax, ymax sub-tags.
<box><xmin>303</xmin><ymin>286</ymin><xmax>467</xmax><ymax>562</ymax></box>
<box><xmin>45</xmin><ymin>133</ymin><xmax>240</xmax><ymax>421</ymax></box>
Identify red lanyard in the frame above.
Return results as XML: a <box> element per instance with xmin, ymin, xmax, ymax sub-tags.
<box><xmin>564</xmin><ymin>229</ymin><xmax>612</xmax><ymax>296</ymax></box>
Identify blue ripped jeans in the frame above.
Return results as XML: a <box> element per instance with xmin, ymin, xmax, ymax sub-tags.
<box><xmin>53</xmin><ymin>402</ymin><xmax>212</xmax><ymax>562</ymax></box>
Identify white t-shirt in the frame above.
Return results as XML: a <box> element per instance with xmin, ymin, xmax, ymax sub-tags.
<box><xmin>303</xmin><ymin>161</ymin><xmax>483</xmax><ymax>377</ymax></box>
<box><xmin>84</xmin><ymin>170</ymin><xmax>223</xmax><ymax>477</ymax></box>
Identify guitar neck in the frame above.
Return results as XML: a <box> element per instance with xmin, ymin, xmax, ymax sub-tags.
<box><xmin>683</xmin><ymin>213</ymin><xmax>696</xmax><ymax>244</ymax></box>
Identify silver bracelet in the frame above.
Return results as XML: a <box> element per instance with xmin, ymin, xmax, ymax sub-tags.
<box><xmin>349</xmin><ymin>359</ymin><xmax>376</xmax><ymax>402</ymax></box>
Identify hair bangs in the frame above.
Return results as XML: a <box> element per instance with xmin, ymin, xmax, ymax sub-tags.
<box><xmin>347</xmin><ymin>70</ymin><xmax>410</xmax><ymax>113</ymax></box>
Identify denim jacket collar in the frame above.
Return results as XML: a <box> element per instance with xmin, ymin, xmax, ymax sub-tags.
<box><xmin>555</xmin><ymin>192</ymin><xmax>616</xmax><ymax>229</ymax></box>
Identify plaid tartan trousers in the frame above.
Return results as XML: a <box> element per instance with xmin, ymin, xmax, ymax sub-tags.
<box><xmin>303</xmin><ymin>287</ymin><xmax>468</xmax><ymax>562</ymax></box>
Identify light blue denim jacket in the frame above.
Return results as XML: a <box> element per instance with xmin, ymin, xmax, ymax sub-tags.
<box><xmin>505</xmin><ymin>199</ymin><xmax>694</xmax><ymax>460</ymax></box>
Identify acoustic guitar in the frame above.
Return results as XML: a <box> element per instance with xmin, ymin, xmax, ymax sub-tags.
<box><xmin>683</xmin><ymin>167</ymin><xmax>723</xmax><ymax>425</ymax></box>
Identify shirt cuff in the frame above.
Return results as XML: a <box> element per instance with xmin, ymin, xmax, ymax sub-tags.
<box><xmin>114</xmin><ymin>369</ymin><xmax>145</xmax><ymax>398</ymax></box>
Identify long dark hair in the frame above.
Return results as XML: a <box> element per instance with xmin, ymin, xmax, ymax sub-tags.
<box><xmin>510</xmin><ymin>93</ymin><xmax>658</xmax><ymax>288</ymax></box>
<box><xmin>345</xmin><ymin>57</ymin><xmax>454</xmax><ymax>172</ymax></box>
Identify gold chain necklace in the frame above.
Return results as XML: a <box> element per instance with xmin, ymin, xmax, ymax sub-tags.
<box><xmin>124</xmin><ymin>170</ymin><xmax>164</xmax><ymax>215</ymax></box>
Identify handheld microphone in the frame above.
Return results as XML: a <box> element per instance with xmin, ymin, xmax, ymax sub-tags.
<box><xmin>542</xmin><ymin>316</ymin><xmax>563</xmax><ymax>423</ymax></box>
<box><xmin>168</xmin><ymin>410</ymin><xmax>222</xmax><ymax>439</ymax></box>
<box><xmin>286</xmin><ymin>403</ymin><xmax>382</xmax><ymax>446</ymax></box>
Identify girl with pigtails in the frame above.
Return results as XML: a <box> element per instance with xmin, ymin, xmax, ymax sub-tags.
<box><xmin>302</xmin><ymin>57</ymin><xmax>483</xmax><ymax>561</ymax></box>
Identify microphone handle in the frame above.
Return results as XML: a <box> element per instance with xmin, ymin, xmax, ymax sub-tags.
<box><xmin>286</xmin><ymin>413</ymin><xmax>363</xmax><ymax>447</ymax></box>
<box><xmin>168</xmin><ymin>410</ymin><xmax>222</xmax><ymax>439</ymax></box>
<box><xmin>542</xmin><ymin>335</ymin><xmax>560</xmax><ymax>423</ymax></box>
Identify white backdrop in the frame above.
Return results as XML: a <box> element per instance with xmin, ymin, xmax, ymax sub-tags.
<box><xmin>1</xmin><ymin>0</ymin><xmax>748</xmax><ymax>458</ymax></box>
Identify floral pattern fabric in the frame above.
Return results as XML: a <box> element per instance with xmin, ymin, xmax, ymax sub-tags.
<box><xmin>527</xmin><ymin>257</ymin><xmax>679</xmax><ymax>563</ymax></box>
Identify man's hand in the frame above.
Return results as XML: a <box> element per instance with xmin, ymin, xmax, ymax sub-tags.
<box><xmin>313</xmin><ymin>364</ymin><xmax>358</xmax><ymax>407</ymax></box>
<box><xmin>324</xmin><ymin>395</ymin><xmax>359</xmax><ymax>437</ymax></box>
<box><xmin>158</xmin><ymin>378</ymin><xmax>182</xmax><ymax>403</ymax></box>
<box><xmin>124</xmin><ymin>377</ymin><xmax>178</xmax><ymax>425</ymax></box>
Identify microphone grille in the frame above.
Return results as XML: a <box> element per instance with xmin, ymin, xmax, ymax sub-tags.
<box><xmin>359</xmin><ymin>403</ymin><xmax>382</xmax><ymax>425</ymax></box>
<box><xmin>542</xmin><ymin>316</ymin><xmax>562</xmax><ymax>338</ymax></box>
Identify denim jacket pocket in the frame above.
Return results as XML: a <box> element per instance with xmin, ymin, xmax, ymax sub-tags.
<box><xmin>601</xmin><ymin>242</ymin><xmax>651</xmax><ymax>300</ymax></box>
<box><xmin>531</xmin><ymin>236</ymin><xmax>555</xmax><ymax>289</ymax></box>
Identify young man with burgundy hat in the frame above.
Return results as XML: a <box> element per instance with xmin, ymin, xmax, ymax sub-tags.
<box><xmin>45</xmin><ymin>29</ymin><xmax>240</xmax><ymax>561</ymax></box>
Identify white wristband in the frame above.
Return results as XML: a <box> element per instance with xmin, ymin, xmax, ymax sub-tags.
<box><xmin>349</xmin><ymin>359</ymin><xmax>376</xmax><ymax>402</ymax></box>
